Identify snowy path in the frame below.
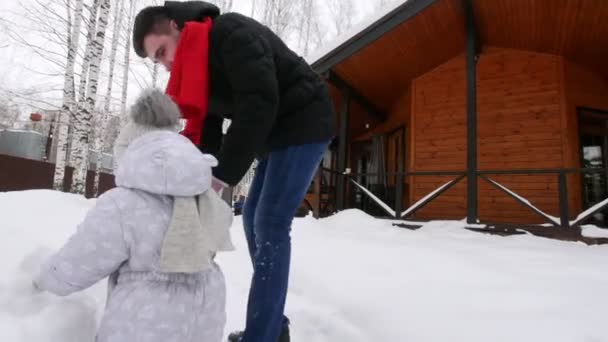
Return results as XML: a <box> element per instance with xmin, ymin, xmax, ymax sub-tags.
<box><xmin>1</xmin><ymin>190</ymin><xmax>608</xmax><ymax>341</ymax></box>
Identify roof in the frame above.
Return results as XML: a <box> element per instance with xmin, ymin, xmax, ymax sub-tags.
<box><xmin>309</xmin><ymin>0</ymin><xmax>608</xmax><ymax>119</ymax></box>
<box><xmin>307</xmin><ymin>0</ymin><xmax>435</xmax><ymax>73</ymax></box>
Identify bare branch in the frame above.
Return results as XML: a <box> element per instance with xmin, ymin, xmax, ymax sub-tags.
<box><xmin>326</xmin><ymin>0</ymin><xmax>356</xmax><ymax>36</ymax></box>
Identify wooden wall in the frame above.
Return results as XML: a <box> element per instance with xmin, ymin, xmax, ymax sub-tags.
<box><xmin>476</xmin><ymin>48</ymin><xmax>564</xmax><ymax>223</ymax></box>
<box><xmin>409</xmin><ymin>47</ymin><xmax>572</xmax><ymax>223</ymax></box>
<box><xmin>410</xmin><ymin>55</ymin><xmax>468</xmax><ymax>219</ymax></box>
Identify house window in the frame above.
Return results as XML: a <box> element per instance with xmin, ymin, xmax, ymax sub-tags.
<box><xmin>578</xmin><ymin>108</ymin><xmax>608</xmax><ymax>227</ymax></box>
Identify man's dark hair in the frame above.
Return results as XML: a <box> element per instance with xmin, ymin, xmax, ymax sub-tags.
<box><xmin>133</xmin><ymin>6</ymin><xmax>173</xmax><ymax>58</ymax></box>
<box><xmin>133</xmin><ymin>2</ymin><xmax>221</xmax><ymax>58</ymax></box>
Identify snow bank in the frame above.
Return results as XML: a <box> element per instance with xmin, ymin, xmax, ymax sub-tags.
<box><xmin>581</xmin><ymin>225</ymin><xmax>608</xmax><ymax>238</ymax></box>
<box><xmin>0</xmin><ymin>191</ymin><xmax>104</xmax><ymax>342</ymax></box>
<box><xmin>1</xmin><ymin>190</ymin><xmax>608</xmax><ymax>341</ymax></box>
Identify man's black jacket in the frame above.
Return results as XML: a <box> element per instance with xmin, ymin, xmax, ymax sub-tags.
<box><xmin>166</xmin><ymin>1</ymin><xmax>336</xmax><ymax>185</ymax></box>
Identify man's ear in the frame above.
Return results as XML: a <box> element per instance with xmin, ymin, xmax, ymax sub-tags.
<box><xmin>170</xmin><ymin>20</ymin><xmax>179</xmax><ymax>31</ymax></box>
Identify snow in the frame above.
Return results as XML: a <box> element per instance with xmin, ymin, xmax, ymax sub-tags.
<box><xmin>0</xmin><ymin>191</ymin><xmax>102</xmax><ymax>342</ymax></box>
<box><xmin>3</xmin><ymin>129</ymin><xmax>44</xmax><ymax>136</ymax></box>
<box><xmin>305</xmin><ymin>0</ymin><xmax>408</xmax><ymax>65</ymax></box>
<box><xmin>581</xmin><ymin>225</ymin><xmax>608</xmax><ymax>238</ymax></box>
<box><xmin>2</xmin><ymin>190</ymin><xmax>608</xmax><ymax>341</ymax></box>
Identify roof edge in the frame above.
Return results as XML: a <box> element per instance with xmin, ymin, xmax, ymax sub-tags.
<box><xmin>311</xmin><ymin>0</ymin><xmax>438</xmax><ymax>73</ymax></box>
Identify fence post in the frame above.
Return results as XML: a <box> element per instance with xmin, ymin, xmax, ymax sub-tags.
<box><xmin>313</xmin><ymin>168</ymin><xmax>321</xmax><ymax>218</ymax></box>
<box><xmin>464</xmin><ymin>0</ymin><xmax>479</xmax><ymax>224</ymax></box>
<box><xmin>395</xmin><ymin>173</ymin><xmax>404</xmax><ymax>218</ymax></box>
<box><xmin>558</xmin><ymin>170</ymin><xmax>570</xmax><ymax>229</ymax></box>
<box><xmin>336</xmin><ymin>90</ymin><xmax>350</xmax><ymax>211</ymax></box>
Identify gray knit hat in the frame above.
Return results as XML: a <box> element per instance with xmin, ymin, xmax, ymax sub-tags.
<box><xmin>113</xmin><ymin>88</ymin><xmax>182</xmax><ymax>166</ymax></box>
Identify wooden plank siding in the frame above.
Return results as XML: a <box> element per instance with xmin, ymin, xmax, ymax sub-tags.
<box><xmin>409</xmin><ymin>48</ymin><xmax>572</xmax><ymax>223</ymax></box>
<box><xmin>476</xmin><ymin>48</ymin><xmax>564</xmax><ymax>223</ymax></box>
<box><xmin>410</xmin><ymin>55</ymin><xmax>467</xmax><ymax>219</ymax></box>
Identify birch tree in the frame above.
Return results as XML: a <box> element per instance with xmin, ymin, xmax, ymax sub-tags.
<box><xmin>92</xmin><ymin>0</ymin><xmax>126</xmax><ymax>194</ymax></box>
<box><xmin>0</xmin><ymin>93</ymin><xmax>21</xmax><ymax>129</ymax></box>
<box><xmin>103</xmin><ymin>0</ymin><xmax>126</xmax><ymax>116</ymax></box>
<box><xmin>64</xmin><ymin>0</ymin><xmax>101</xmax><ymax>165</ymax></box>
<box><xmin>260</xmin><ymin>0</ymin><xmax>299</xmax><ymax>41</ymax></box>
<box><xmin>3</xmin><ymin>0</ymin><xmax>82</xmax><ymax>188</ymax></box>
<box><xmin>70</xmin><ymin>0</ymin><xmax>111</xmax><ymax>194</ymax></box>
<box><xmin>121</xmin><ymin>0</ymin><xmax>136</xmax><ymax>120</ymax></box>
<box><xmin>77</xmin><ymin>0</ymin><xmax>101</xmax><ymax>105</ymax></box>
<box><xmin>327</xmin><ymin>0</ymin><xmax>356</xmax><ymax>36</ymax></box>
<box><xmin>295</xmin><ymin>0</ymin><xmax>325</xmax><ymax>56</ymax></box>
<box><xmin>54</xmin><ymin>0</ymin><xmax>85</xmax><ymax>191</ymax></box>
<box><xmin>250</xmin><ymin>0</ymin><xmax>257</xmax><ymax>17</ymax></box>
<box><xmin>4</xmin><ymin>0</ymin><xmax>168</xmax><ymax>194</ymax></box>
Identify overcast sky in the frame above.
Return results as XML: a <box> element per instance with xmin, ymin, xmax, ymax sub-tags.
<box><xmin>0</xmin><ymin>0</ymin><xmax>385</xmax><ymax>116</ymax></box>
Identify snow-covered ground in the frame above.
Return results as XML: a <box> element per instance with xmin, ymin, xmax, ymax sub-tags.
<box><xmin>1</xmin><ymin>190</ymin><xmax>608</xmax><ymax>342</ymax></box>
<box><xmin>582</xmin><ymin>225</ymin><xmax>608</xmax><ymax>239</ymax></box>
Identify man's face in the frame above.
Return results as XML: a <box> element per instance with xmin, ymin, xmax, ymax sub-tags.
<box><xmin>143</xmin><ymin>20</ymin><xmax>180</xmax><ymax>71</ymax></box>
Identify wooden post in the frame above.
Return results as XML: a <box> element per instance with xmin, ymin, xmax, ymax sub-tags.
<box><xmin>336</xmin><ymin>90</ymin><xmax>351</xmax><ymax>211</ymax></box>
<box><xmin>313</xmin><ymin>168</ymin><xmax>321</xmax><ymax>218</ymax></box>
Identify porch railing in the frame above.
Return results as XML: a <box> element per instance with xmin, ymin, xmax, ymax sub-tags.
<box><xmin>324</xmin><ymin>167</ymin><xmax>608</xmax><ymax>229</ymax></box>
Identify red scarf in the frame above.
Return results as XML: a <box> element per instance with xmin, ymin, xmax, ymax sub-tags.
<box><xmin>165</xmin><ymin>19</ymin><xmax>212</xmax><ymax>145</ymax></box>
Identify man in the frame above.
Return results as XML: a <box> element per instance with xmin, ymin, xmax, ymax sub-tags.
<box><xmin>133</xmin><ymin>2</ymin><xmax>335</xmax><ymax>342</ymax></box>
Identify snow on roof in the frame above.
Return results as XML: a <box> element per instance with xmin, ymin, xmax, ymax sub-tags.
<box><xmin>305</xmin><ymin>0</ymin><xmax>409</xmax><ymax>65</ymax></box>
<box><xmin>1</xmin><ymin>128</ymin><xmax>44</xmax><ymax>136</ymax></box>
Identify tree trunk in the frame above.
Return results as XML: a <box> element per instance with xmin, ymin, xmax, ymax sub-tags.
<box><xmin>120</xmin><ymin>0</ymin><xmax>135</xmax><ymax>122</ymax></box>
<box><xmin>151</xmin><ymin>63</ymin><xmax>158</xmax><ymax>87</ymax></box>
<box><xmin>260</xmin><ymin>0</ymin><xmax>297</xmax><ymax>41</ymax></box>
<box><xmin>77</xmin><ymin>0</ymin><xmax>100</xmax><ymax>105</ymax></box>
<box><xmin>103</xmin><ymin>0</ymin><xmax>124</xmax><ymax>114</ymax></box>
<box><xmin>70</xmin><ymin>0</ymin><xmax>111</xmax><ymax>195</ymax></box>
<box><xmin>91</xmin><ymin>111</ymin><xmax>110</xmax><ymax>195</ymax></box>
<box><xmin>67</xmin><ymin>0</ymin><xmax>101</xmax><ymax>163</ymax></box>
<box><xmin>53</xmin><ymin>0</ymin><xmax>84</xmax><ymax>191</ymax></box>
<box><xmin>250</xmin><ymin>0</ymin><xmax>256</xmax><ymax>17</ymax></box>
<box><xmin>328</xmin><ymin>0</ymin><xmax>355</xmax><ymax>36</ymax></box>
<box><xmin>297</xmin><ymin>0</ymin><xmax>315</xmax><ymax>56</ymax></box>
<box><xmin>93</xmin><ymin>0</ymin><xmax>125</xmax><ymax>195</ymax></box>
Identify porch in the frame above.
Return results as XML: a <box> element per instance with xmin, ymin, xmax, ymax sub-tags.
<box><xmin>306</xmin><ymin>0</ymin><xmax>608</xmax><ymax>238</ymax></box>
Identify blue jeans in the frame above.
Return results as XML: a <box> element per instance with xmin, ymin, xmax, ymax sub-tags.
<box><xmin>241</xmin><ymin>141</ymin><xmax>328</xmax><ymax>342</ymax></box>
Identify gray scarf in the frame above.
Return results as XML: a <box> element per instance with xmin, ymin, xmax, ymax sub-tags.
<box><xmin>159</xmin><ymin>189</ymin><xmax>235</xmax><ymax>273</ymax></box>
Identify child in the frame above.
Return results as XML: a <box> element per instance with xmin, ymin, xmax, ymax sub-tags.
<box><xmin>34</xmin><ymin>89</ymin><xmax>234</xmax><ymax>342</ymax></box>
